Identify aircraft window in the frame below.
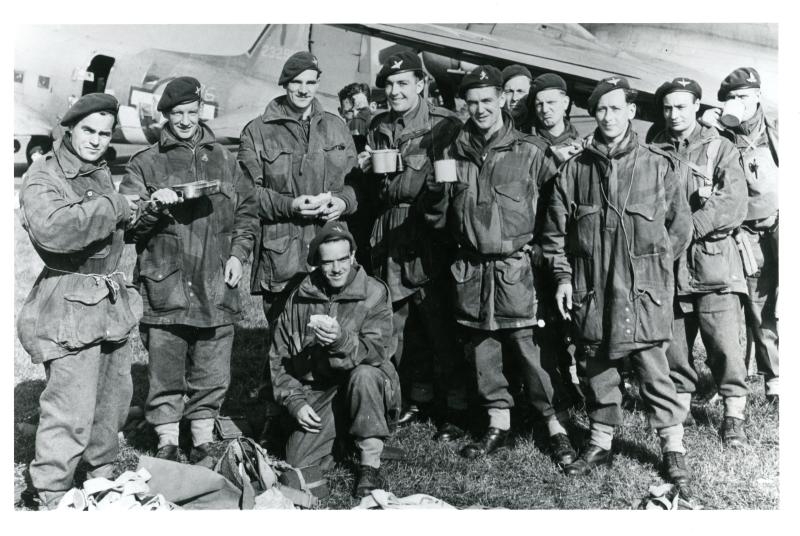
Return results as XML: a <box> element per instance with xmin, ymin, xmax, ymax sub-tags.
<box><xmin>14</xmin><ymin>71</ymin><xmax>24</xmax><ymax>83</ymax></box>
<box><xmin>38</xmin><ymin>75</ymin><xmax>50</xmax><ymax>89</ymax></box>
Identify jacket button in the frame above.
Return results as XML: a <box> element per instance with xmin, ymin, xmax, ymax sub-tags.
<box><xmin>625</xmin><ymin>328</ymin><xmax>631</xmax><ymax>334</ymax></box>
<box><xmin>187</xmin><ymin>281</ymin><xmax>192</xmax><ymax>286</ymax></box>
<box><xmin>625</xmin><ymin>318</ymin><xmax>631</xmax><ymax>323</ymax></box>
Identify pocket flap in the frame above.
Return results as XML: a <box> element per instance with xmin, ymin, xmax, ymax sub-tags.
<box><xmin>450</xmin><ymin>257</ymin><xmax>480</xmax><ymax>283</ymax></box>
<box><xmin>64</xmin><ymin>279</ymin><xmax>110</xmax><ymax>305</ymax></box>
<box><xmin>494</xmin><ymin>181</ymin><xmax>526</xmax><ymax>202</ymax></box>
<box><xmin>139</xmin><ymin>262</ymin><xmax>180</xmax><ymax>282</ymax></box>
<box><xmin>262</xmin><ymin>146</ymin><xmax>292</xmax><ymax>163</ymax></box>
<box><xmin>625</xmin><ymin>203</ymin><xmax>656</xmax><ymax>221</ymax></box>
<box><xmin>403</xmin><ymin>154</ymin><xmax>428</xmax><ymax>171</ymax></box>
<box><xmin>217</xmin><ymin>181</ymin><xmax>234</xmax><ymax>199</ymax></box>
<box><xmin>263</xmin><ymin>235</ymin><xmax>292</xmax><ymax>253</ymax></box>
<box><xmin>575</xmin><ymin>204</ymin><xmax>601</xmax><ymax>219</ymax></box>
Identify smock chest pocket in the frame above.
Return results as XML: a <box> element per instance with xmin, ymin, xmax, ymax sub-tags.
<box><xmin>262</xmin><ymin>146</ymin><xmax>294</xmax><ymax>194</ymax></box>
<box><xmin>625</xmin><ymin>203</ymin><xmax>667</xmax><ymax>256</ymax></box>
<box><xmin>569</xmin><ymin>204</ymin><xmax>601</xmax><ymax>257</ymax></box>
<box><xmin>493</xmin><ymin>181</ymin><xmax>535</xmax><ymax>238</ymax></box>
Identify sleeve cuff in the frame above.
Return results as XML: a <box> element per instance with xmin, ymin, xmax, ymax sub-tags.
<box><xmin>286</xmin><ymin>397</ymin><xmax>307</xmax><ymax>419</ymax></box>
<box><xmin>692</xmin><ymin>211</ymin><xmax>714</xmax><ymax>239</ymax></box>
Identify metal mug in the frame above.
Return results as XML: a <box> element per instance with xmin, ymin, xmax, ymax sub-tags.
<box><xmin>371</xmin><ymin>149</ymin><xmax>399</xmax><ymax>173</ymax></box>
<box><xmin>433</xmin><ymin>159</ymin><xmax>457</xmax><ymax>182</ymax></box>
<box><xmin>720</xmin><ymin>99</ymin><xmax>746</xmax><ymax>128</ymax></box>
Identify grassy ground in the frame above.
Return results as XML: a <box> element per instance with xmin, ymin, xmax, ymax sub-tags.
<box><xmin>13</xmin><ymin>213</ymin><xmax>779</xmax><ymax>510</ymax></box>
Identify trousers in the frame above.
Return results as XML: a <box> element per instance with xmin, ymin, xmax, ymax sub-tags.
<box><xmin>577</xmin><ymin>343</ymin><xmax>682</xmax><ymax>429</ymax></box>
<box><xmin>667</xmin><ymin>292</ymin><xmax>748</xmax><ymax>397</ymax></box>
<box><xmin>29</xmin><ymin>341</ymin><xmax>132</xmax><ymax>494</ymax></box>
<box><xmin>285</xmin><ymin>364</ymin><xmax>399</xmax><ymax>468</ymax></box>
<box><xmin>142</xmin><ymin>324</ymin><xmax>234</xmax><ymax>425</ymax></box>
<box><xmin>466</xmin><ymin>327</ymin><xmax>570</xmax><ymax>418</ymax></box>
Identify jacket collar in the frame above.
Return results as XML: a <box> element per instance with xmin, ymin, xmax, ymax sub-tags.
<box><xmin>651</xmin><ymin>123</ymin><xmax>717</xmax><ymax>153</ymax></box>
<box><xmin>296</xmin><ymin>264</ymin><xmax>368</xmax><ymax>302</ymax></box>
<box><xmin>585</xmin><ymin>123</ymin><xmax>638</xmax><ymax>161</ymax></box>
<box><xmin>454</xmin><ymin>109</ymin><xmax>519</xmax><ymax>163</ymax></box>
<box><xmin>261</xmin><ymin>95</ymin><xmax>324</xmax><ymax>124</ymax></box>
<box><xmin>159</xmin><ymin>122</ymin><xmax>216</xmax><ymax>150</ymax></box>
<box><xmin>54</xmin><ymin>135</ymin><xmax>107</xmax><ymax>179</ymax></box>
<box><xmin>534</xmin><ymin>119</ymin><xmax>580</xmax><ymax>146</ymax></box>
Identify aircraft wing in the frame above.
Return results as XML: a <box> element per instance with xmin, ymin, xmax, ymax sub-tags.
<box><xmin>332</xmin><ymin>23</ymin><xmax>726</xmax><ymax>120</ymax></box>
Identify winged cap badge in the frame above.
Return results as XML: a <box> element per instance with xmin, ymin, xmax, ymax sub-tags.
<box><xmin>607</xmin><ymin>77</ymin><xmax>620</xmax><ymax>86</ymax></box>
<box><xmin>677</xmin><ymin>79</ymin><xmax>690</xmax><ymax>87</ymax></box>
<box><xmin>479</xmin><ymin>70</ymin><xmax>488</xmax><ymax>80</ymax></box>
<box><xmin>391</xmin><ymin>59</ymin><xmax>403</xmax><ymax>70</ymax></box>
<box><xmin>746</xmin><ymin>71</ymin><xmax>757</xmax><ymax>83</ymax></box>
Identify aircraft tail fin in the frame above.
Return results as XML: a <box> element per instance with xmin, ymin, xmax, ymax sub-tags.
<box><xmin>244</xmin><ymin>25</ymin><xmax>311</xmax><ymax>82</ymax></box>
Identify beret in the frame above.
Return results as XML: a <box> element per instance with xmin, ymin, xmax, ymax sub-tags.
<box><xmin>718</xmin><ymin>67</ymin><xmax>760</xmax><ymax>101</ymax></box>
<box><xmin>60</xmin><ymin>92</ymin><xmax>119</xmax><ymax>126</ymax></box>
<box><xmin>459</xmin><ymin>65</ymin><xmax>503</xmax><ymax>98</ymax></box>
<box><xmin>502</xmin><ymin>64</ymin><xmax>532</xmax><ymax>85</ymax></box>
<box><xmin>279</xmin><ymin>51</ymin><xmax>321</xmax><ymax>86</ymax></box>
<box><xmin>530</xmin><ymin>73</ymin><xmax>568</xmax><ymax>98</ymax></box>
<box><xmin>587</xmin><ymin>76</ymin><xmax>634</xmax><ymax>114</ymax></box>
<box><xmin>376</xmin><ymin>50</ymin><xmax>423</xmax><ymax>88</ymax></box>
<box><xmin>655</xmin><ymin>77</ymin><xmax>702</xmax><ymax>106</ymax></box>
<box><xmin>157</xmin><ymin>76</ymin><xmax>202</xmax><ymax>112</ymax></box>
<box><xmin>307</xmin><ymin>220</ymin><xmax>356</xmax><ymax>266</ymax></box>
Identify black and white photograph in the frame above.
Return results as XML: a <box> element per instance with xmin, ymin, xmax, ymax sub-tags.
<box><xmin>8</xmin><ymin>4</ymin><xmax>789</xmax><ymax>522</ymax></box>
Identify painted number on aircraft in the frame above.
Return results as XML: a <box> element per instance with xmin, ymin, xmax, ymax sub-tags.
<box><xmin>37</xmin><ymin>76</ymin><xmax>50</xmax><ymax>89</ymax></box>
<box><xmin>14</xmin><ymin>71</ymin><xmax>24</xmax><ymax>83</ymax></box>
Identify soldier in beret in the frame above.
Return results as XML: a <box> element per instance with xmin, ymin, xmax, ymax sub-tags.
<box><xmin>119</xmin><ymin>77</ymin><xmax>258</xmax><ymax>466</ymax></box>
<box><xmin>650</xmin><ymin>77</ymin><xmax>751</xmax><ymax>446</ymax></box>
<box><xmin>703</xmin><ymin>67</ymin><xmax>779</xmax><ymax>407</ymax></box>
<box><xmin>18</xmin><ymin>93</ymin><xmax>140</xmax><ymax>509</ymax></box>
<box><xmin>424</xmin><ymin>65</ymin><xmax>575</xmax><ymax>464</ymax></box>
<box><xmin>268</xmin><ymin>220</ymin><xmax>400</xmax><ymax>497</ymax></box>
<box><xmin>501</xmin><ymin>64</ymin><xmax>532</xmax><ymax>128</ymax></box>
<box><xmin>357</xmin><ymin>50</ymin><xmax>467</xmax><ymax>441</ymax></box>
<box><xmin>237</xmin><ymin>52</ymin><xmax>359</xmax><ymax>427</ymax></box>
<box><xmin>541</xmin><ymin>76</ymin><xmax>694</xmax><ymax>485</ymax></box>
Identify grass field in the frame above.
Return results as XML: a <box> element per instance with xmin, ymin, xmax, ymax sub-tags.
<box><xmin>12</xmin><ymin>212</ymin><xmax>779</xmax><ymax>510</ymax></box>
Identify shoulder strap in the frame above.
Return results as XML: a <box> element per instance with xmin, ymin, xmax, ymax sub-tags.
<box><xmin>704</xmin><ymin>138</ymin><xmax>722</xmax><ymax>184</ymax></box>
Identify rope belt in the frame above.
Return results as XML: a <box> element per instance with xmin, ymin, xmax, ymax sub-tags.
<box><xmin>44</xmin><ymin>265</ymin><xmax>126</xmax><ymax>301</ymax></box>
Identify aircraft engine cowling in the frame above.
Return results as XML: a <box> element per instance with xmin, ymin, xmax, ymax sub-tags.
<box><xmin>421</xmin><ymin>52</ymin><xmax>477</xmax><ymax>109</ymax></box>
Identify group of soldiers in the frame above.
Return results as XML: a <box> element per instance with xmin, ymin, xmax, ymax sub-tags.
<box><xmin>18</xmin><ymin>46</ymin><xmax>778</xmax><ymax>508</ymax></box>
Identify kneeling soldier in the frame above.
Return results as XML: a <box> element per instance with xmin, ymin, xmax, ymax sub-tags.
<box><xmin>268</xmin><ymin>221</ymin><xmax>400</xmax><ymax>497</ymax></box>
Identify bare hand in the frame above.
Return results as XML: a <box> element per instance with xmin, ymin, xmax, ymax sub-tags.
<box><xmin>151</xmin><ymin>188</ymin><xmax>182</xmax><ymax>210</ymax></box>
<box><xmin>292</xmin><ymin>195</ymin><xmax>324</xmax><ymax>218</ymax></box>
<box><xmin>123</xmin><ymin>194</ymin><xmax>140</xmax><ymax>224</ymax></box>
<box><xmin>224</xmin><ymin>256</ymin><xmax>243</xmax><ymax>287</ymax></box>
<box><xmin>319</xmin><ymin>197</ymin><xmax>346</xmax><ymax>221</ymax></box>
<box><xmin>699</xmin><ymin>108</ymin><xmax>723</xmax><ymax>130</ymax></box>
<box><xmin>555</xmin><ymin>283</ymin><xmax>573</xmax><ymax>320</ymax></box>
<box><xmin>295</xmin><ymin>404</ymin><xmax>322</xmax><ymax>434</ymax></box>
<box><xmin>311</xmin><ymin>316</ymin><xmax>341</xmax><ymax>346</ymax></box>
<box><xmin>358</xmin><ymin>145</ymin><xmax>373</xmax><ymax>172</ymax></box>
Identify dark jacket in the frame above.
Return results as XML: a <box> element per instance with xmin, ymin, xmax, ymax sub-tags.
<box><xmin>423</xmin><ymin>114</ymin><xmax>555</xmax><ymax>330</ymax></box>
<box><xmin>17</xmin><ymin>138</ymin><xmax>138</xmax><ymax>363</ymax></box>
<box><xmin>365</xmin><ymin>99</ymin><xmax>462</xmax><ymax>301</ymax></box>
<box><xmin>237</xmin><ymin>96</ymin><xmax>358</xmax><ymax>294</ymax></box>
<box><xmin>651</xmin><ymin>124</ymin><xmax>748</xmax><ymax>296</ymax></box>
<box><xmin>119</xmin><ymin>123</ymin><xmax>257</xmax><ymax>327</ymax></box>
<box><xmin>268</xmin><ymin>265</ymin><xmax>399</xmax><ymax>417</ymax></box>
<box><xmin>541</xmin><ymin>127</ymin><xmax>692</xmax><ymax>356</ymax></box>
